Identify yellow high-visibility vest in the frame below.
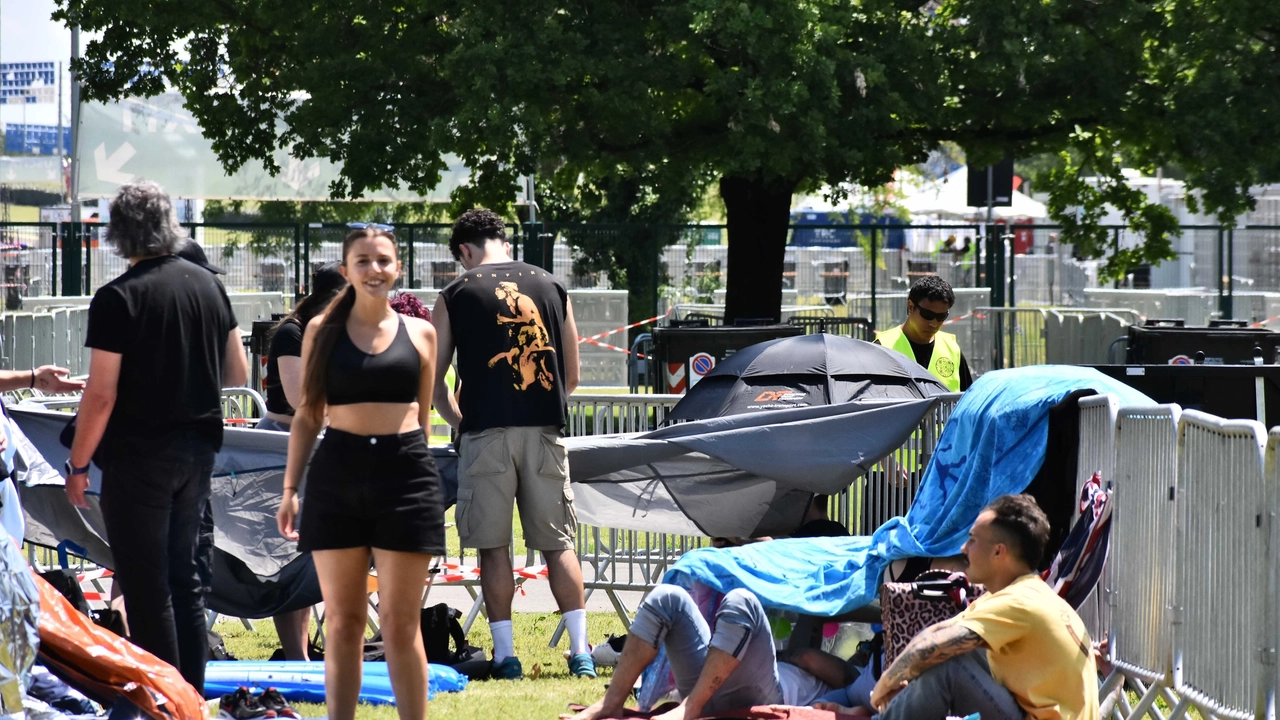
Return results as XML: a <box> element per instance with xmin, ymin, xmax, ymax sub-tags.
<box><xmin>876</xmin><ymin>326</ymin><xmax>962</xmax><ymax>392</ymax></box>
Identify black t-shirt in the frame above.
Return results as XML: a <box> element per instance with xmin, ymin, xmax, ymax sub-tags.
<box><xmin>85</xmin><ymin>255</ymin><xmax>239</xmax><ymax>461</ymax></box>
<box><xmin>440</xmin><ymin>261</ymin><xmax>568</xmax><ymax>433</ymax></box>
<box><xmin>264</xmin><ymin>318</ymin><xmax>303</xmax><ymax>415</ymax></box>
<box><xmin>874</xmin><ymin>335</ymin><xmax>973</xmax><ymax>391</ymax></box>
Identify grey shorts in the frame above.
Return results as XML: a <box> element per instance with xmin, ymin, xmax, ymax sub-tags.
<box><xmin>455</xmin><ymin>426</ymin><xmax>576</xmax><ymax>551</ymax></box>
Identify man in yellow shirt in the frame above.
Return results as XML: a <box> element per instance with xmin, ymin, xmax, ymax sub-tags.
<box><xmin>870</xmin><ymin>494</ymin><xmax>1099</xmax><ymax>720</ymax></box>
<box><xmin>875</xmin><ymin>275</ymin><xmax>972</xmax><ymax>391</ymax></box>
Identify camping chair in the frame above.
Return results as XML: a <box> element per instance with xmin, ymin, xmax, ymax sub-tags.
<box><xmin>220</xmin><ymin>387</ymin><xmax>267</xmax><ymax>428</ymax></box>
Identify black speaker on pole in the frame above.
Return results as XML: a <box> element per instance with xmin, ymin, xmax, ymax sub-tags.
<box><xmin>967</xmin><ymin>158</ymin><xmax>1015</xmax><ymax>207</ymax></box>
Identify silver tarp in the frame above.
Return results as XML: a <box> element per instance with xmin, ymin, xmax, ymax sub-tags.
<box><xmin>0</xmin><ymin>524</ymin><xmax>40</xmax><ymax>720</ymax></box>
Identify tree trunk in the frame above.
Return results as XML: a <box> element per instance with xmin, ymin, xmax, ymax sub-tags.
<box><xmin>720</xmin><ymin>175</ymin><xmax>797</xmax><ymax>324</ymax></box>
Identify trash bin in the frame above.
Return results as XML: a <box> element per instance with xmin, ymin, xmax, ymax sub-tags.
<box><xmin>3</xmin><ymin>263</ymin><xmax>26</xmax><ymax>311</ymax></box>
<box><xmin>653</xmin><ymin>324</ymin><xmax>804</xmax><ymax>393</ymax></box>
<box><xmin>431</xmin><ymin>261</ymin><xmax>459</xmax><ymax>289</ymax></box>
<box><xmin>249</xmin><ymin>317</ymin><xmax>285</xmax><ymax>394</ymax></box>
<box><xmin>260</xmin><ymin>259</ymin><xmax>287</xmax><ymax>293</ymax></box>
<box><xmin>817</xmin><ymin>261</ymin><xmax>848</xmax><ymax>306</ymax></box>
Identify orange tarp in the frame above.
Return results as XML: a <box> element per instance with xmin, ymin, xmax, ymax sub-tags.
<box><xmin>33</xmin><ymin>571</ymin><xmax>207</xmax><ymax>720</ymax></box>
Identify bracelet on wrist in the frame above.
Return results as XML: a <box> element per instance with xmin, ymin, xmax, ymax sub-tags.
<box><xmin>29</xmin><ymin>369</ymin><xmax>34</xmax><ymax>389</ymax></box>
<box><xmin>283</xmin><ymin>487</ymin><xmax>299</xmax><ymax>494</ymax></box>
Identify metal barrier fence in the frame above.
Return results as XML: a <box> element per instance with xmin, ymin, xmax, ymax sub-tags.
<box><xmin>1172</xmin><ymin>411</ymin><xmax>1267</xmax><ymax>719</ymax></box>
<box><xmin>1110</xmin><ymin>405</ymin><xmax>1180</xmax><ymax>684</ymax></box>
<box><xmin>565</xmin><ymin>393</ymin><xmax>683</xmax><ymax>436</ymax></box>
<box><xmin>959</xmin><ymin>307</ymin><xmax>1142</xmax><ymax>375</ymax></box>
<box><xmin>1085</xmin><ymin>397</ymin><xmax>1280</xmax><ymax>720</ymax></box>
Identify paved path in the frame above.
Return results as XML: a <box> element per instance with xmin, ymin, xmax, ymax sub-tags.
<box><xmin>427</xmin><ymin>561</ymin><xmax>648</xmax><ymax>617</ymax></box>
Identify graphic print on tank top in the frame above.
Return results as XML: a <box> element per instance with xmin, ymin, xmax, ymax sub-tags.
<box><xmin>441</xmin><ymin>261</ymin><xmax>568</xmax><ymax>434</ymax></box>
<box><xmin>489</xmin><ymin>281</ymin><xmax>556</xmax><ymax>391</ymax></box>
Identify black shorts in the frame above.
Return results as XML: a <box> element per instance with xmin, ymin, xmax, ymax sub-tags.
<box><xmin>298</xmin><ymin>428</ymin><xmax>447</xmax><ymax>555</ymax></box>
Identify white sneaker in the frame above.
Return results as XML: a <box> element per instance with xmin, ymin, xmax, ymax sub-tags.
<box><xmin>591</xmin><ymin>635</ymin><xmax>625</xmax><ymax>667</ymax></box>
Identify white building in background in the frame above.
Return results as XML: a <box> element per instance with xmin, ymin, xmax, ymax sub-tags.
<box><xmin>1046</xmin><ymin>170</ymin><xmax>1280</xmax><ymax>290</ymax></box>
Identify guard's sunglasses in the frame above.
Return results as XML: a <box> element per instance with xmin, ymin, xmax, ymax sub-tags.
<box><xmin>347</xmin><ymin>222</ymin><xmax>395</xmax><ymax>231</ymax></box>
<box><xmin>914</xmin><ymin>305</ymin><xmax>950</xmax><ymax>322</ymax></box>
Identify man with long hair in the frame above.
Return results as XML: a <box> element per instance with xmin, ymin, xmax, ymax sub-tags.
<box><xmin>64</xmin><ymin>181</ymin><xmax>248</xmax><ymax>688</ymax></box>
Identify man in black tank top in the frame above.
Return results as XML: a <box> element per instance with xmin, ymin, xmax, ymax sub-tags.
<box><xmin>432</xmin><ymin>209</ymin><xmax>594</xmax><ymax>679</ymax></box>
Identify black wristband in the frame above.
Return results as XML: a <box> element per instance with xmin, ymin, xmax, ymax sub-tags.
<box><xmin>29</xmin><ymin>369</ymin><xmax>34</xmax><ymax>389</ymax></box>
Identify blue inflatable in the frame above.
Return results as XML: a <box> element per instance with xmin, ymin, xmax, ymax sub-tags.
<box><xmin>204</xmin><ymin>661</ymin><xmax>468</xmax><ymax>705</ymax></box>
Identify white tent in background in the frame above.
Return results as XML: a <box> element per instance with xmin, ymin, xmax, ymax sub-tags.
<box><xmin>901</xmin><ymin>166</ymin><xmax>1048</xmax><ymax>221</ymax></box>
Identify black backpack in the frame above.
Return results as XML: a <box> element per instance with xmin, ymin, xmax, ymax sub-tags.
<box><xmin>420</xmin><ymin>604</ymin><xmax>466</xmax><ymax>663</ymax></box>
<box><xmin>360</xmin><ymin>603</ymin><xmax>487</xmax><ymax>678</ymax></box>
<box><xmin>421</xmin><ymin>604</ymin><xmax>489</xmax><ymax>680</ymax></box>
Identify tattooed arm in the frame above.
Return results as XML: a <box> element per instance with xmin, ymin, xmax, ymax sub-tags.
<box><xmin>653</xmin><ymin>648</ymin><xmax>740</xmax><ymax>720</ymax></box>
<box><xmin>870</xmin><ymin>620</ymin><xmax>987</xmax><ymax>711</ymax></box>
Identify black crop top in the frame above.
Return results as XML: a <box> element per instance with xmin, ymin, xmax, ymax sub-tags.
<box><xmin>326</xmin><ymin>317</ymin><xmax>421</xmax><ymax>405</ymax></box>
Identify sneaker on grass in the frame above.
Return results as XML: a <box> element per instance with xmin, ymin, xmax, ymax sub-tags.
<box><xmin>219</xmin><ymin>687</ymin><xmax>275</xmax><ymax>720</ymax></box>
<box><xmin>491</xmin><ymin>656</ymin><xmax>524</xmax><ymax>680</ymax></box>
<box><xmin>568</xmin><ymin>652</ymin><xmax>597</xmax><ymax>678</ymax></box>
<box><xmin>256</xmin><ymin>688</ymin><xmax>300</xmax><ymax>719</ymax></box>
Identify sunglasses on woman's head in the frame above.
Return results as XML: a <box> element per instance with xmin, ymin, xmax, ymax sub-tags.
<box><xmin>347</xmin><ymin>222</ymin><xmax>395</xmax><ymax>231</ymax></box>
<box><xmin>914</xmin><ymin>305</ymin><xmax>950</xmax><ymax>322</ymax></box>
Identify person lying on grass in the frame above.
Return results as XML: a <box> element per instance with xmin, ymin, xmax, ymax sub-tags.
<box><xmin>780</xmin><ymin>555</ymin><xmax>970</xmax><ymax>712</ymax></box>
<box><xmin>813</xmin><ymin>494</ymin><xmax>1100</xmax><ymax>720</ymax></box>
<box><xmin>561</xmin><ymin>583</ymin><xmax>835</xmax><ymax>720</ymax></box>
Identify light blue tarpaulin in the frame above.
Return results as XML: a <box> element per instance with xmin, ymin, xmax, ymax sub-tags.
<box><xmin>661</xmin><ymin>366</ymin><xmax>1153</xmax><ymax>616</ymax></box>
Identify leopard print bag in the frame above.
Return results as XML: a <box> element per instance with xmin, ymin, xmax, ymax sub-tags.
<box><xmin>881</xmin><ymin>571</ymin><xmax>985</xmax><ymax>666</ymax></box>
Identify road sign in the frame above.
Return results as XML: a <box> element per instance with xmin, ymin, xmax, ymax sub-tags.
<box><xmin>689</xmin><ymin>352</ymin><xmax>715</xmax><ymax>387</ymax></box>
<box><xmin>76</xmin><ymin>93</ymin><xmax>494</xmax><ymax>201</ymax></box>
<box><xmin>665</xmin><ymin>362</ymin><xmax>687</xmax><ymax>394</ymax></box>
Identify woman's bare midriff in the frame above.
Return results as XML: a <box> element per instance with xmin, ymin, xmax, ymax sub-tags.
<box><xmin>326</xmin><ymin>401</ymin><xmax>423</xmax><ymax>436</ymax></box>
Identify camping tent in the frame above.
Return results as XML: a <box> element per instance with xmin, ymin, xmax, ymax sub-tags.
<box><xmin>10</xmin><ymin>395</ymin><xmax>937</xmax><ymax>577</ymax></box>
<box><xmin>567</xmin><ymin>399</ymin><xmax>938</xmax><ymax>537</ymax></box>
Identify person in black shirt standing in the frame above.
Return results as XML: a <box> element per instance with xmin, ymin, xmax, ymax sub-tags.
<box><xmin>432</xmin><ymin>208</ymin><xmax>592</xmax><ymax>679</ymax></box>
<box><xmin>64</xmin><ymin>182</ymin><xmax>248</xmax><ymax>689</ymax></box>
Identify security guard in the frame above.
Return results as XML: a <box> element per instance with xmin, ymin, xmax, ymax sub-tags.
<box><xmin>875</xmin><ymin>274</ymin><xmax>972</xmax><ymax>391</ymax></box>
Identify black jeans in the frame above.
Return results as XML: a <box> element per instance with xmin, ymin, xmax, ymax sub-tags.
<box><xmin>100</xmin><ymin>452</ymin><xmax>215</xmax><ymax>690</ymax></box>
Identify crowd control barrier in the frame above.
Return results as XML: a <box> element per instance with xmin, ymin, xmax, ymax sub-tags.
<box><xmin>1086</xmin><ymin>396</ymin><xmax>1280</xmax><ymax>720</ymax></box>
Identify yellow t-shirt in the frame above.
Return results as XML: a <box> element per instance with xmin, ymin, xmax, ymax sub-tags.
<box><xmin>956</xmin><ymin>574</ymin><xmax>1100</xmax><ymax>720</ymax></box>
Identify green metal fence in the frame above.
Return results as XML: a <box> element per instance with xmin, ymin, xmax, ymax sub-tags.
<box><xmin>3</xmin><ymin>220</ymin><xmax>1278</xmax><ymax>323</ymax></box>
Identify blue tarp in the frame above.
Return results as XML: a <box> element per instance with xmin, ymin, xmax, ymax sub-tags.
<box><xmin>661</xmin><ymin>366</ymin><xmax>1153</xmax><ymax>616</ymax></box>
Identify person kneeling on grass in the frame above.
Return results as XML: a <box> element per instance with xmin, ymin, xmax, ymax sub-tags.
<box><xmin>814</xmin><ymin>494</ymin><xmax>1100</xmax><ymax>720</ymax></box>
<box><xmin>562</xmin><ymin>585</ymin><xmax>833</xmax><ymax>720</ymax></box>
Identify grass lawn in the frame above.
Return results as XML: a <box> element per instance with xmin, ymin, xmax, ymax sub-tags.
<box><xmin>214</xmin><ymin>611</ymin><xmax>628</xmax><ymax>719</ymax></box>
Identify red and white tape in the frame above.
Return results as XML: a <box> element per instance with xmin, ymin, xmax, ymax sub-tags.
<box><xmin>431</xmin><ymin>562</ymin><xmax>549</xmax><ymax>595</ymax></box>
<box><xmin>578</xmin><ymin>310</ymin><xmax>670</xmax><ymax>344</ymax></box>
<box><xmin>77</xmin><ymin>568</ymin><xmax>114</xmax><ymax>610</ymax></box>
<box><xmin>576</xmin><ymin>310</ymin><xmax>671</xmax><ymax>357</ymax></box>
<box><xmin>581</xmin><ymin>337</ymin><xmax>644</xmax><ymax>357</ymax></box>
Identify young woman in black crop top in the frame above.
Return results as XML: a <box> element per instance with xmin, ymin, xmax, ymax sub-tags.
<box><xmin>276</xmin><ymin>227</ymin><xmax>445</xmax><ymax>720</ymax></box>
